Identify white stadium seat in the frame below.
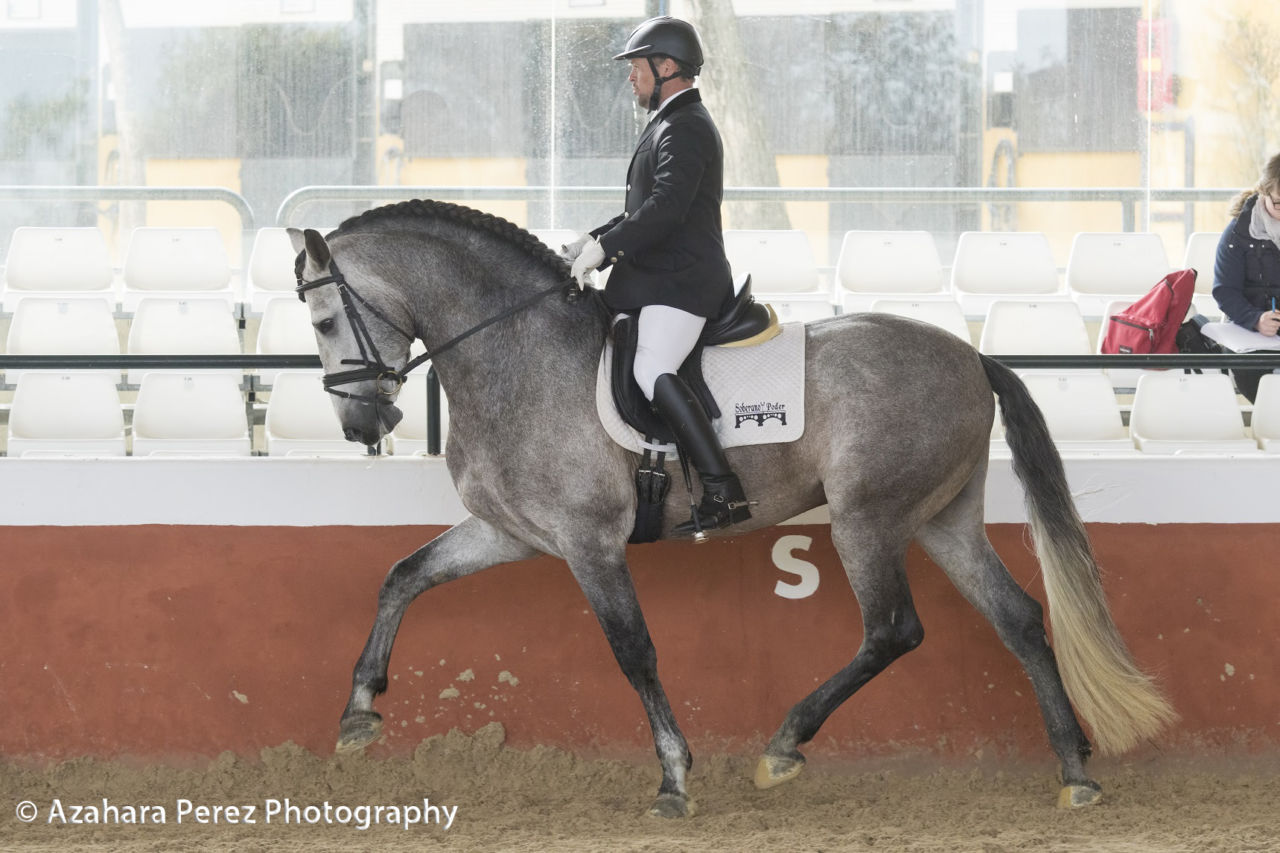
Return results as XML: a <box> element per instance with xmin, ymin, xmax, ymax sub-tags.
<box><xmin>2</xmin><ymin>226</ymin><xmax>116</xmax><ymax>312</ymax></box>
<box><xmin>255</xmin><ymin>296</ymin><xmax>319</xmax><ymax>385</ymax></box>
<box><xmin>836</xmin><ymin>230</ymin><xmax>947</xmax><ymax>313</ymax></box>
<box><xmin>724</xmin><ymin>229</ymin><xmax>834</xmax><ymax>322</ymax></box>
<box><xmin>132</xmin><ymin>373</ymin><xmax>252</xmax><ymax>457</ymax></box>
<box><xmin>1065</xmin><ymin>232</ymin><xmax>1171</xmax><ymax>319</ymax></box>
<box><xmin>122</xmin><ymin>227</ymin><xmax>236</xmax><ymax>312</ymax></box>
<box><xmin>723</xmin><ymin>229</ymin><xmax>821</xmax><ymax>293</ymax></box>
<box><xmin>868</xmin><ymin>298</ymin><xmax>971</xmax><ymax>343</ymax></box>
<box><xmin>1130</xmin><ymin>371</ymin><xmax>1257</xmax><ymax>454</ymax></box>
<box><xmin>978</xmin><ymin>300</ymin><xmax>1091</xmax><ymax>358</ymax></box>
<box><xmin>1066</xmin><ymin>232</ymin><xmax>1171</xmax><ymax>294</ymax></box>
<box><xmin>125</xmin><ymin>297</ymin><xmax>242</xmax><ymax>384</ymax></box>
<box><xmin>1019</xmin><ymin>373</ymin><xmax>1133</xmax><ymax>453</ymax></box>
<box><xmin>7</xmin><ymin>372</ymin><xmax>126</xmax><ymax>457</ymax></box>
<box><xmin>1250</xmin><ymin>374</ymin><xmax>1280</xmax><ymax>451</ymax></box>
<box><xmin>950</xmin><ymin>231</ymin><xmax>1064</xmax><ymax>317</ymax></box>
<box><xmin>5</xmin><ymin>297</ymin><xmax>121</xmax><ymax>384</ymax></box>
<box><xmin>1180</xmin><ymin>232</ymin><xmax>1224</xmax><ymax>320</ymax></box>
<box><xmin>246</xmin><ymin>227</ymin><xmax>303</xmax><ymax>313</ymax></box>
<box><xmin>264</xmin><ymin>371</ymin><xmax>367</xmax><ymax>456</ymax></box>
<box><xmin>1181</xmin><ymin>231</ymin><xmax>1219</xmax><ymax>295</ymax></box>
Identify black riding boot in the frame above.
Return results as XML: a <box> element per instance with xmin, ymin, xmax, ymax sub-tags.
<box><xmin>650</xmin><ymin>373</ymin><xmax>752</xmax><ymax>538</ymax></box>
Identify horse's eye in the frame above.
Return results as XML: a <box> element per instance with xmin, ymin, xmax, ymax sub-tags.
<box><xmin>316</xmin><ymin>318</ymin><xmax>336</xmax><ymax>334</ymax></box>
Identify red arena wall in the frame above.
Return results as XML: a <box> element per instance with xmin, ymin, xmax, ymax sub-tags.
<box><xmin>3</xmin><ymin>522</ymin><xmax>1276</xmax><ymax>764</ymax></box>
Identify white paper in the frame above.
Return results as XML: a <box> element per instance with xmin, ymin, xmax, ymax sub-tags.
<box><xmin>1200</xmin><ymin>322</ymin><xmax>1280</xmax><ymax>352</ymax></box>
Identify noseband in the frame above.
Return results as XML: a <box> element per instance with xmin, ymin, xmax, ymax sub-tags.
<box><xmin>294</xmin><ymin>256</ymin><xmax>570</xmax><ymax>407</ymax></box>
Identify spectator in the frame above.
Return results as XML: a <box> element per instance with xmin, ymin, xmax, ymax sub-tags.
<box><xmin>1212</xmin><ymin>152</ymin><xmax>1280</xmax><ymax>401</ymax></box>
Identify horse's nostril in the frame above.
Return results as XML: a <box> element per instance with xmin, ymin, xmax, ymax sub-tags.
<box><xmin>343</xmin><ymin>427</ymin><xmax>363</xmax><ymax>442</ymax></box>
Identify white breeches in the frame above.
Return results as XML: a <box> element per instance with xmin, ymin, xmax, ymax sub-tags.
<box><xmin>633</xmin><ymin>304</ymin><xmax>707</xmax><ymax>400</ymax></box>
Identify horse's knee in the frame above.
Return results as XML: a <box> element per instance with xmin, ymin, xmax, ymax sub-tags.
<box><xmin>863</xmin><ymin>608</ymin><xmax>924</xmax><ymax>666</ymax></box>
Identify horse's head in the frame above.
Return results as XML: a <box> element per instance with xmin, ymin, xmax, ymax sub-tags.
<box><xmin>287</xmin><ymin>227</ymin><xmax>417</xmax><ymax>447</ymax></box>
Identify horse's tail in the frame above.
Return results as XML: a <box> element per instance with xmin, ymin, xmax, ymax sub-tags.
<box><xmin>981</xmin><ymin>354</ymin><xmax>1177</xmax><ymax>754</ymax></box>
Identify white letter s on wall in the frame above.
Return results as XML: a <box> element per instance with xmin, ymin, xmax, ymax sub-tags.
<box><xmin>772</xmin><ymin>535</ymin><xmax>819</xmax><ymax>600</ymax></box>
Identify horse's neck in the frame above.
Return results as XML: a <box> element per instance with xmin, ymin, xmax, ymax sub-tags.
<box><xmin>421</xmin><ymin>279</ymin><xmax>604</xmax><ymax>423</ymax></box>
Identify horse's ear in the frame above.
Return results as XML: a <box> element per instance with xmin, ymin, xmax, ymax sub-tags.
<box><xmin>287</xmin><ymin>227</ymin><xmax>331</xmax><ymax>270</ymax></box>
<box><xmin>303</xmin><ymin>228</ymin><xmax>331</xmax><ymax>269</ymax></box>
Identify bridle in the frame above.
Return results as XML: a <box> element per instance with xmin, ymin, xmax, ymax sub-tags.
<box><xmin>294</xmin><ymin>255</ymin><xmax>568</xmax><ymax>410</ymax></box>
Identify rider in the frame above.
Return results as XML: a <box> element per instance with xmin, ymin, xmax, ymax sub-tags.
<box><xmin>566</xmin><ymin>16</ymin><xmax>751</xmax><ymax>537</ymax></box>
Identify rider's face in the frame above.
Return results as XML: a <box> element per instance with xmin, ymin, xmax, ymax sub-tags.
<box><xmin>627</xmin><ymin>59</ymin><xmax>654</xmax><ymax>107</ymax></box>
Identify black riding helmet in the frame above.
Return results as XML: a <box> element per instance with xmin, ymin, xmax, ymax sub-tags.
<box><xmin>614</xmin><ymin>16</ymin><xmax>704</xmax><ymax>112</ymax></box>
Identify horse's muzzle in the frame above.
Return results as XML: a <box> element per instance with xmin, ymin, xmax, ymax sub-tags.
<box><xmin>343</xmin><ymin>403</ymin><xmax>402</xmax><ymax>446</ymax></box>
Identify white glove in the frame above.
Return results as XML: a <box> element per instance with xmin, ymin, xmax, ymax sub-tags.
<box><xmin>569</xmin><ymin>237</ymin><xmax>605</xmax><ymax>289</ymax></box>
<box><xmin>559</xmin><ymin>233</ymin><xmax>592</xmax><ymax>262</ymax></box>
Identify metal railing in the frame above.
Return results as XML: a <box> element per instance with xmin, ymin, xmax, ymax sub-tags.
<box><xmin>277</xmin><ymin>185</ymin><xmax>1240</xmax><ymax>232</ymax></box>
<box><xmin>0</xmin><ymin>185</ymin><xmax>256</xmax><ymax>232</ymax></box>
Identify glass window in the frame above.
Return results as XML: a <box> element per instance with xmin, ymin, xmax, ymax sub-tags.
<box><xmin>0</xmin><ymin>1</ymin><xmax>1260</xmax><ymax>274</ymax></box>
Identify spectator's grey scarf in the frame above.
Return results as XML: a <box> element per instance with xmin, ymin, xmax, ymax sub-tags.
<box><xmin>1249</xmin><ymin>192</ymin><xmax>1280</xmax><ymax>247</ymax></box>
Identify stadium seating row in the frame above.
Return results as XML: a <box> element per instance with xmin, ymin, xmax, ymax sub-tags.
<box><xmin>0</xmin><ymin>224</ymin><xmax>1239</xmax><ymax>459</ymax></box>
<box><xmin>8</xmin><ymin>366</ymin><xmax>1276</xmax><ymax>459</ymax></box>
<box><xmin>1</xmin><ymin>225</ymin><xmax>1224</xmax><ymax>322</ymax></box>
<box><xmin>0</xmin><ymin>291</ymin><xmax>1209</xmax><ymax>381</ymax></box>
<box><xmin>0</xmin><ymin>226</ymin><xmax>1221</xmax><ymax>381</ymax></box>
<box><xmin>5</xmin><ymin>370</ymin><xmax>446</xmax><ymax>458</ymax></box>
<box><xmin>996</xmin><ymin>370</ymin><xmax>1277</xmax><ymax>455</ymax></box>
<box><xmin>0</xmin><ymin>294</ymin><xmax>312</xmax><ymax>383</ymax></box>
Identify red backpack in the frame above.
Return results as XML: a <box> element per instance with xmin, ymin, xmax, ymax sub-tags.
<box><xmin>1100</xmin><ymin>268</ymin><xmax>1198</xmax><ymax>354</ymax></box>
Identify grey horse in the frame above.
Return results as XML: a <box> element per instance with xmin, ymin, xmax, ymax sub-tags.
<box><xmin>287</xmin><ymin>199</ymin><xmax>1175</xmax><ymax>818</ymax></box>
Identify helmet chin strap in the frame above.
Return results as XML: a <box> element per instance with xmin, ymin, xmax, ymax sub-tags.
<box><xmin>646</xmin><ymin>55</ymin><xmax>682</xmax><ymax>112</ymax></box>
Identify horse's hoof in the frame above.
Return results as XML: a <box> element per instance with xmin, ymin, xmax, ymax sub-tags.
<box><xmin>648</xmin><ymin>793</ymin><xmax>695</xmax><ymax>819</ymax></box>
<box><xmin>1057</xmin><ymin>783</ymin><xmax>1103</xmax><ymax>809</ymax></box>
<box><xmin>336</xmin><ymin>710</ymin><xmax>383</xmax><ymax>752</ymax></box>
<box><xmin>754</xmin><ymin>753</ymin><xmax>805</xmax><ymax>789</ymax></box>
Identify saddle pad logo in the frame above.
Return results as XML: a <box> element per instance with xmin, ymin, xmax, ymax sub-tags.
<box><xmin>734</xmin><ymin>401</ymin><xmax>787</xmax><ymax>428</ymax></box>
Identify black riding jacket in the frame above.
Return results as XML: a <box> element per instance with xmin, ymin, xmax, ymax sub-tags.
<box><xmin>590</xmin><ymin>88</ymin><xmax>733</xmax><ymax>319</ymax></box>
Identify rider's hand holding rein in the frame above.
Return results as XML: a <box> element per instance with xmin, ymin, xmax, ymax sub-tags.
<box><xmin>560</xmin><ymin>233</ymin><xmax>592</xmax><ymax>262</ymax></box>
<box><xmin>570</xmin><ymin>237</ymin><xmax>605</xmax><ymax>288</ymax></box>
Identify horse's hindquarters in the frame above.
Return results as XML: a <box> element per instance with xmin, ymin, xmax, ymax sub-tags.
<box><xmin>800</xmin><ymin>314</ymin><xmax>992</xmax><ymax>521</ymax></box>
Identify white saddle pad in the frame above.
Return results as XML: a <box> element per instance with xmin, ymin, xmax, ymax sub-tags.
<box><xmin>596</xmin><ymin>322</ymin><xmax>806</xmax><ymax>454</ymax></box>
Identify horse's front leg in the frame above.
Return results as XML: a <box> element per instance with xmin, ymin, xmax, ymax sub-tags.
<box><xmin>566</xmin><ymin>549</ymin><xmax>693</xmax><ymax>819</ymax></box>
<box><xmin>337</xmin><ymin>516</ymin><xmax>540</xmax><ymax>751</ymax></box>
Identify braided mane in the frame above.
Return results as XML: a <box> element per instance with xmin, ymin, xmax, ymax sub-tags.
<box><xmin>333</xmin><ymin>198</ymin><xmax>573</xmax><ymax>285</ymax></box>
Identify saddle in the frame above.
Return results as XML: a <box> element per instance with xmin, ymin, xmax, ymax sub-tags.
<box><xmin>608</xmin><ymin>274</ymin><xmax>780</xmax><ymax>445</ymax></box>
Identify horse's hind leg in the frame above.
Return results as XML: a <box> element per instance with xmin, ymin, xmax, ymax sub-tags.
<box><xmin>337</xmin><ymin>516</ymin><xmax>540</xmax><ymax>751</ymax></box>
<box><xmin>564</xmin><ymin>548</ymin><xmax>693</xmax><ymax>819</ymax></box>
<box><xmin>913</xmin><ymin>474</ymin><xmax>1100</xmax><ymax>807</ymax></box>
<box><xmin>757</xmin><ymin>524</ymin><xmax>924</xmax><ymax>789</ymax></box>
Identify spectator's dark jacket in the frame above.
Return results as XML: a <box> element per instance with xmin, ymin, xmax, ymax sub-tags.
<box><xmin>591</xmin><ymin>88</ymin><xmax>732</xmax><ymax>318</ymax></box>
<box><xmin>1213</xmin><ymin>194</ymin><xmax>1280</xmax><ymax>330</ymax></box>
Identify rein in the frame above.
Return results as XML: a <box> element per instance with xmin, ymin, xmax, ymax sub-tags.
<box><xmin>295</xmin><ymin>256</ymin><xmax>568</xmax><ymax>406</ymax></box>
